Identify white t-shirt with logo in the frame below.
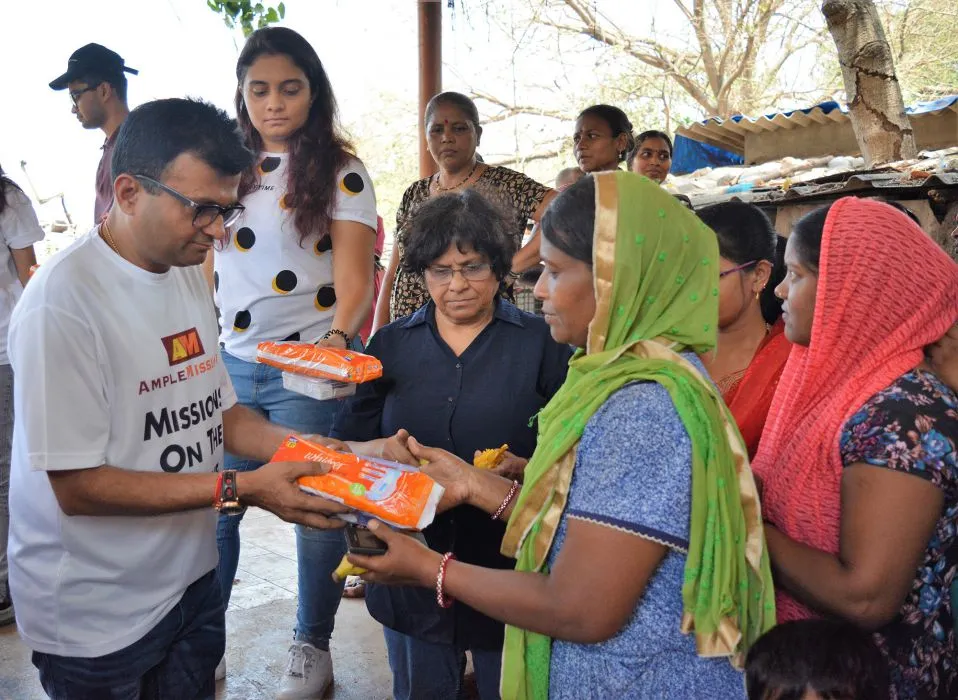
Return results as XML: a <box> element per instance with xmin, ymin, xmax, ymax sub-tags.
<box><xmin>0</xmin><ymin>186</ymin><xmax>45</xmax><ymax>364</ymax></box>
<box><xmin>215</xmin><ymin>153</ymin><xmax>378</xmax><ymax>361</ymax></box>
<box><xmin>7</xmin><ymin>230</ymin><xmax>236</xmax><ymax>658</ymax></box>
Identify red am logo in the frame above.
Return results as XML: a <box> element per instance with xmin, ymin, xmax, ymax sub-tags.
<box><xmin>161</xmin><ymin>328</ymin><xmax>206</xmax><ymax>366</ymax></box>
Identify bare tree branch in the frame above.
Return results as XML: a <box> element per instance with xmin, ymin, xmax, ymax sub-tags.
<box><xmin>471</xmin><ymin>90</ymin><xmax>577</xmax><ymax>123</ymax></box>
<box><xmin>486</xmin><ymin>147</ymin><xmax>567</xmax><ymax>168</ymax></box>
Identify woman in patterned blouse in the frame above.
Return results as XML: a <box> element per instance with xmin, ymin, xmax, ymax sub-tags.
<box><xmin>752</xmin><ymin>198</ymin><xmax>958</xmax><ymax>700</ymax></box>
<box><xmin>375</xmin><ymin>92</ymin><xmax>556</xmax><ymax>326</ymax></box>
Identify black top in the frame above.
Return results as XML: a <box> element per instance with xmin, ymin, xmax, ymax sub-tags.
<box><xmin>331</xmin><ymin>299</ymin><xmax>572</xmax><ymax>649</ymax></box>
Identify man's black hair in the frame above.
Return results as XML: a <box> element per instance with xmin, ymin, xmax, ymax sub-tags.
<box><xmin>111</xmin><ymin>98</ymin><xmax>254</xmax><ymax>187</ymax></box>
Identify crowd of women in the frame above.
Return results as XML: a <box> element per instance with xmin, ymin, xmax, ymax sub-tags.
<box><xmin>184</xmin><ymin>24</ymin><xmax>956</xmax><ymax>700</ymax></box>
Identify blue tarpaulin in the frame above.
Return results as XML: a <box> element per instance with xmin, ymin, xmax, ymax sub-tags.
<box><xmin>671</xmin><ymin>135</ymin><xmax>743</xmax><ymax>176</ymax></box>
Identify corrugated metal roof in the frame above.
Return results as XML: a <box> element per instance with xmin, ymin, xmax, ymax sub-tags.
<box><xmin>677</xmin><ymin>96</ymin><xmax>958</xmax><ymax>156</ymax></box>
<box><xmin>669</xmin><ymin>147</ymin><xmax>958</xmax><ymax>208</ymax></box>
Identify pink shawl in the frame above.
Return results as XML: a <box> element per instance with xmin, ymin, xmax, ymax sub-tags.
<box><xmin>752</xmin><ymin>197</ymin><xmax>958</xmax><ymax>622</ymax></box>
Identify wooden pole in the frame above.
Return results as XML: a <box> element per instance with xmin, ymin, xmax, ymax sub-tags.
<box><xmin>418</xmin><ymin>0</ymin><xmax>442</xmax><ymax>178</ymax></box>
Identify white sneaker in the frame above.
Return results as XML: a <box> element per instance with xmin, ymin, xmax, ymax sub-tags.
<box><xmin>276</xmin><ymin>642</ymin><xmax>333</xmax><ymax>700</ymax></box>
<box><xmin>215</xmin><ymin>656</ymin><xmax>226</xmax><ymax>682</ymax></box>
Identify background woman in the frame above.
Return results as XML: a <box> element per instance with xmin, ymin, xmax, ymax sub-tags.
<box><xmin>352</xmin><ymin>173</ymin><xmax>775</xmax><ymax>699</ymax></box>
<box><xmin>571</xmin><ymin>104</ymin><xmax>634</xmax><ymax>175</ymax></box>
<box><xmin>0</xmin><ymin>164</ymin><xmax>43</xmax><ymax>627</ymax></box>
<box><xmin>209</xmin><ymin>27</ymin><xmax>378</xmax><ymax>699</ymax></box>
<box><xmin>377</xmin><ymin>92</ymin><xmax>555</xmax><ymax>327</ymax></box>
<box><xmin>333</xmin><ymin>189</ymin><xmax>571</xmax><ymax>699</ymax></box>
<box><xmin>753</xmin><ymin>199</ymin><xmax>958</xmax><ymax>699</ymax></box>
<box><xmin>697</xmin><ymin>202</ymin><xmax>789</xmax><ymax>458</ymax></box>
<box><xmin>628</xmin><ymin>130</ymin><xmax>674</xmax><ymax>184</ymax></box>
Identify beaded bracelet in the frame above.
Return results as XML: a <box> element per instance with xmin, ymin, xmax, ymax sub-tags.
<box><xmin>436</xmin><ymin>552</ymin><xmax>456</xmax><ymax>609</ymax></box>
<box><xmin>492</xmin><ymin>480</ymin><xmax>520</xmax><ymax>521</ymax></box>
<box><xmin>320</xmin><ymin>328</ymin><xmax>350</xmax><ymax>345</ymax></box>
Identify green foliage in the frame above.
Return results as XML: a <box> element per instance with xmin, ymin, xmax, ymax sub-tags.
<box><xmin>206</xmin><ymin>0</ymin><xmax>286</xmax><ymax>37</ymax></box>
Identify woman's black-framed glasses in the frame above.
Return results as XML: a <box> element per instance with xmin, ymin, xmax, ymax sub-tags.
<box><xmin>424</xmin><ymin>262</ymin><xmax>492</xmax><ymax>285</ymax></box>
<box><xmin>134</xmin><ymin>175</ymin><xmax>245</xmax><ymax>228</ymax></box>
<box><xmin>719</xmin><ymin>260</ymin><xmax>758</xmax><ymax>278</ymax></box>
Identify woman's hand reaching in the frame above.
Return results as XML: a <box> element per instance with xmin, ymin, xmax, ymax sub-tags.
<box><xmin>408</xmin><ymin>437</ymin><xmax>476</xmax><ymax>513</ymax></box>
<box><xmin>348</xmin><ymin>520</ymin><xmax>441</xmax><ymax>588</ymax></box>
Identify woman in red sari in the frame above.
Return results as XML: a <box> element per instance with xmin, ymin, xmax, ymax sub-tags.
<box><xmin>697</xmin><ymin>202</ymin><xmax>790</xmax><ymax>457</ymax></box>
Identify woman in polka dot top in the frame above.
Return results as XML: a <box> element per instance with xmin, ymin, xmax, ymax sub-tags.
<box><xmin>204</xmin><ymin>27</ymin><xmax>378</xmax><ymax>699</ymax></box>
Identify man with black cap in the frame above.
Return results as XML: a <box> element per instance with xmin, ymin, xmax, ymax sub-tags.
<box><xmin>49</xmin><ymin>43</ymin><xmax>138</xmax><ymax>223</ymax></box>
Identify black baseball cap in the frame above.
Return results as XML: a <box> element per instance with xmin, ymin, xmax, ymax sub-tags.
<box><xmin>49</xmin><ymin>43</ymin><xmax>138</xmax><ymax>91</ymax></box>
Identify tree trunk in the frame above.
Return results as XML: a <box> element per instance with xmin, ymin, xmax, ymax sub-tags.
<box><xmin>822</xmin><ymin>0</ymin><xmax>917</xmax><ymax>165</ymax></box>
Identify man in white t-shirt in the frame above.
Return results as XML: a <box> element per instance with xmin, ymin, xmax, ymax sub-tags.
<box><xmin>7</xmin><ymin>98</ymin><xmax>347</xmax><ymax>699</ymax></box>
<box><xmin>0</xmin><ymin>169</ymin><xmax>44</xmax><ymax>627</ymax></box>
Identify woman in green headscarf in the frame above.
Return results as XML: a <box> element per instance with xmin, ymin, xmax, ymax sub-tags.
<box><xmin>350</xmin><ymin>171</ymin><xmax>775</xmax><ymax>699</ymax></box>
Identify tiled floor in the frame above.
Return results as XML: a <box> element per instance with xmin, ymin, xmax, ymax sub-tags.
<box><xmin>0</xmin><ymin>508</ymin><xmax>393</xmax><ymax>699</ymax></box>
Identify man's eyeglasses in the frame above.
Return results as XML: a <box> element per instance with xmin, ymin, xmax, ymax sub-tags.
<box><xmin>134</xmin><ymin>175</ymin><xmax>245</xmax><ymax>228</ymax></box>
<box><xmin>424</xmin><ymin>262</ymin><xmax>492</xmax><ymax>284</ymax></box>
<box><xmin>719</xmin><ymin>260</ymin><xmax>758</xmax><ymax>278</ymax></box>
<box><xmin>69</xmin><ymin>86</ymin><xmax>98</xmax><ymax>106</ymax></box>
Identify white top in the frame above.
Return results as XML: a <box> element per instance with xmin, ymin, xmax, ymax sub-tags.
<box><xmin>215</xmin><ymin>153</ymin><xmax>378</xmax><ymax>361</ymax></box>
<box><xmin>7</xmin><ymin>230</ymin><xmax>237</xmax><ymax>658</ymax></box>
<box><xmin>0</xmin><ymin>185</ymin><xmax>44</xmax><ymax>364</ymax></box>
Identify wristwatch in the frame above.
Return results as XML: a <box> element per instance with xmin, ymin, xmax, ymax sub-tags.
<box><xmin>213</xmin><ymin>469</ymin><xmax>246</xmax><ymax>516</ymax></box>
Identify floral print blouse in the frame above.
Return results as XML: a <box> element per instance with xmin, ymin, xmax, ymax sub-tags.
<box><xmin>388</xmin><ymin>165</ymin><xmax>549</xmax><ymax>321</ymax></box>
<box><xmin>840</xmin><ymin>369</ymin><xmax>958</xmax><ymax>700</ymax></box>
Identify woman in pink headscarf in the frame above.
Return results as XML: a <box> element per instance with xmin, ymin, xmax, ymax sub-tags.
<box><xmin>752</xmin><ymin>197</ymin><xmax>958</xmax><ymax>700</ymax></box>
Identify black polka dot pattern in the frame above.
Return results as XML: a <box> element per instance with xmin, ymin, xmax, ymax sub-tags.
<box><xmin>214</xmin><ymin>271</ymin><xmax>219</xmax><ymax>291</ymax></box>
<box><xmin>340</xmin><ymin>172</ymin><xmax>365</xmax><ymax>195</ymax></box>
<box><xmin>283</xmin><ymin>332</ymin><xmax>301</xmax><ymax>342</ymax></box>
<box><xmin>314</xmin><ymin>286</ymin><xmax>337</xmax><ymax>311</ymax></box>
<box><xmin>233</xmin><ymin>310</ymin><xmax>251</xmax><ymax>332</ymax></box>
<box><xmin>280</xmin><ymin>194</ymin><xmax>292</xmax><ymax>210</ymax></box>
<box><xmin>235</xmin><ymin>227</ymin><xmax>256</xmax><ymax>251</ymax></box>
<box><xmin>260</xmin><ymin>156</ymin><xmax>281</xmax><ymax>174</ymax></box>
<box><xmin>272</xmin><ymin>270</ymin><xmax>298</xmax><ymax>295</ymax></box>
<box><xmin>314</xmin><ymin>236</ymin><xmax>332</xmax><ymax>255</ymax></box>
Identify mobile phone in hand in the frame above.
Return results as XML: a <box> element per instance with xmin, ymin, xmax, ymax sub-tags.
<box><xmin>345</xmin><ymin>523</ymin><xmax>388</xmax><ymax>556</ymax></box>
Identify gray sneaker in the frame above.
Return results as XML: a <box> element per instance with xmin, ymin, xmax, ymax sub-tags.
<box><xmin>276</xmin><ymin>642</ymin><xmax>332</xmax><ymax>700</ymax></box>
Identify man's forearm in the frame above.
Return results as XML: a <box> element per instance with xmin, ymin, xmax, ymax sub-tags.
<box><xmin>223</xmin><ymin>404</ymin><xmax>290</xmax><ymax>463</ymax></box>
<box><xmin>48</xmin><ymin>466</ymin><xmax>217</xmax><ymax>517</ymax></box>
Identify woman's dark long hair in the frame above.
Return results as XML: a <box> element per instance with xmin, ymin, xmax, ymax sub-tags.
<box><xmin>235</xmin><ymin>27</ymin><xmax>353</xmax><ymax>245</ymax></box>
<box><xmin>697</xmin><ymin>202</ymin><xmax>786</xmax><ymax>324</ymax></box>
<box><xmin>541</xmin><ymin>175</ymin><xmax>596</xmax><ymax>264</ymax></box>
<box><xmin>0</xmin><ymin>163</ymin><xmax>23</xmax><ymax>218</ymax></box>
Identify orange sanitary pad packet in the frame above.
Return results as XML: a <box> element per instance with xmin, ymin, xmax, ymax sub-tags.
<box><xmin>272</xmin><ymin>435</ymin><xmax>443</xmax><ymax>530</ymax></box>
<box><xmin>256</xmin><ymin>342</ymin><xmax>383</xmax><ymax>383</ymax></box>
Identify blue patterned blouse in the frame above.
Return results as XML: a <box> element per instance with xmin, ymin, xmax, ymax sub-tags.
<box><xmin>546</xmin><ymin>358</ymin><xmax>747</xmax><ymax>699</ymax></box>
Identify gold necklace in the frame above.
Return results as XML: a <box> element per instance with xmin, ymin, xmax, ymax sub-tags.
<box><xmin>433</xmin><ymin>162</ymin><xmax>480</xmax><ymax>193</ymax></box>
<box><xmin>99</xmin><ymin>220</ymin><xmax>120</xmax><ymax>255</ymax></box>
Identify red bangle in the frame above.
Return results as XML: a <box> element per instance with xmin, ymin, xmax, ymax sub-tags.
<box><xmin>492</xmin><ymin>480</ymin><xmax>520</xmax><ymax>521</ymax></box>
<box><xmin>436</xmin><ymin>552</ymin><xmax>456</xmax><ymax>609</ymax></box>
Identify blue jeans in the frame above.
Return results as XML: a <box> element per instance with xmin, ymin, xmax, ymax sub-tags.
<box><xmin>0</xmin><ymin>364</ymin><xmax>12</xmax><ymax>601</ymax></box>
<box><xmin>216</xmin><ymin>351</ymin><xmax>349</xmax><ymax>648</ymax></box>
<box><xmin>31</xmin><ymin>570</ymin><xmax>223</xmax><ymax>700</ymax></box>
<box><xmin>383</xmin><ymin>626</ymin><xmax>502</xmax><ymax>700</ymax></box>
